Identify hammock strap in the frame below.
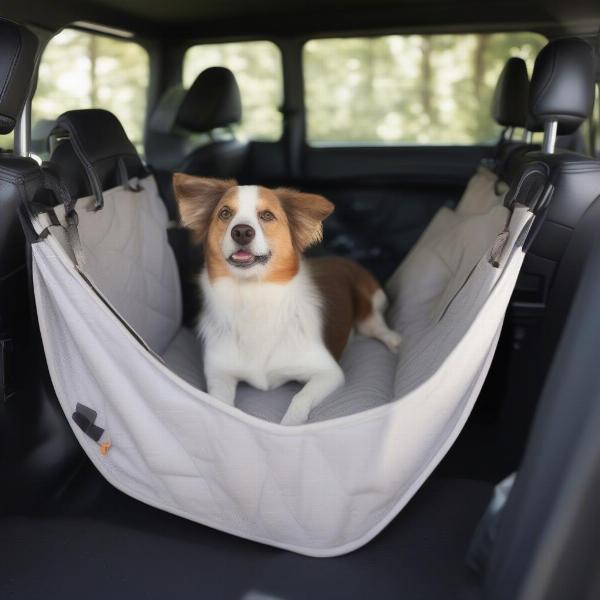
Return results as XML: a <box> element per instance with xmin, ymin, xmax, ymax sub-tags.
<box><xmin>41</xmin><ymin>164</ymin><xmax>86</xmax><ymax>268</ymax></box>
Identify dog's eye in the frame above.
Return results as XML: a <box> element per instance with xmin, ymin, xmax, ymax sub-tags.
<box><xmin>260</xmin><ymin>211</ymin><xmax>275</xmax><ymax>222</ymax></box>
<box><xmin>218</xmin><ymin>207</ymin><xmax>232</xmax><ymax>220</ymax></box>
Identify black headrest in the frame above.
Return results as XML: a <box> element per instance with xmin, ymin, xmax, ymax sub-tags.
<box><xmin>51</xmin><ymin>109</ymin><xmax>147</xmax><ymax>204</ymax></box>
<box><xmin>529</xmin><ymin>37</ymin><xmax>596</xmax><ymax>135</ymax></box>
<box><xmin>176</xmin><ymin>67</ymin><xmax>242</xmax><ymax>133</ymax></box>
<box><xmin>149</xmin><ymin>85</ymin><xmax>187</xmax><ymax>134</ymax></box>
<box><xmin>0</xmin><ymin>19</ymin><xmax>38</xmax><ymax>134</ymax></box>
<box><xmin>492</xmin><ymin>57</ymin><xmax>530</xmax><ymax>128</ymax></box>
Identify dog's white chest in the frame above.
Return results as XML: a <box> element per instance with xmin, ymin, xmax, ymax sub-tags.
<box><xmin>199</xmin><ymin>267</ymin><xmax>327</xmax><ymax>389</ymax></box>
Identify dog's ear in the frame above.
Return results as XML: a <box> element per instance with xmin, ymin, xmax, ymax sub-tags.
<box><xmin>173</xmin><ymin>173</ymin><xmax>237</xmax><ymax>241</ymax></box>
<box><xmin>275</xmin><ymin>188</ymin><xmax>334</xmax><ymax>252</ymax></box>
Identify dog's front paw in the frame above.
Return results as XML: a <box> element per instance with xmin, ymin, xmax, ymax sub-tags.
<box><xmin>280</xmin><ymin>402</ymin><xmax>311</xmax><ymax>426</ymax></box>
<box><xmin>206</xmin><ymin>375</ymin><xmax>238</xmax><ymax>407</ymax></box>
<box><xmin>384</xmin><ymin>331</ymin><xmax>402</xmax><ymax>353</ymax></box>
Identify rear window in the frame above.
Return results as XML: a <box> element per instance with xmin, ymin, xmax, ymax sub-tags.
<box><xmin>183</xmin><ymin>41</ymin><xmax>283</xmax><ymax>141</ymax></box>
<box><xmin>32</xmin><ymin>28</ymin><xmax>149</xmax><ymax>154</ymax></box>
<box><xmin>303</xmin><ymin>32</ymin><xmax>546</xmax><ymax>145</ymax></box>
<box><xmin>0</xmin><ymin>131</ymin><xmax>13</xmax><ymax>153</ymax></box>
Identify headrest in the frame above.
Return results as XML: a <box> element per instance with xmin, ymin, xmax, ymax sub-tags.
<box><xmin>176</xmin><ymin>67</ymin><xmax>242</xmax><ymax>133</ymax></box>
<box><xmin>149</xmin><ymin>85</ymin><xmax>186</xmax><ymax>134</ymax></box>
<box><xmin>0</xmin><ymin>19</ymin><xmax>38</xmax><ymax>134</ymax></box>
<box><xmin>51</xmin><ymin>109</ymin><xmax>147</xmax><ymax>205</ymax></box>
<box><xmin>492</xmin><ymin>57</ymin><xmax>529</xmax><ymax>128</ymax></box>
<box><xmin>529</xmin><ymin>38</ymin><xmax>596</xmax><ymax>135</ymax></box>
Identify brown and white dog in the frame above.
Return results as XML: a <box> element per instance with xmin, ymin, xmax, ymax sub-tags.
<box><xmin>173</xmin><ymin>174</ymin><xmax>401</xmax><ymax>425</ymax></box>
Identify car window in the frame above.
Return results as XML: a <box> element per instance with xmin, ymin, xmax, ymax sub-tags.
<box><xmin>0</xmin><ymin>131</ymin><xmax>13</xmax><ymax>153</ymax></box>
<box><xmin>32</xmin><ymin>28</ymin><xmax>149</xmax><ymax>156</ymax></box>
<box><xmin>303</xmin><ymin>32</ymin><xmax>546</xmax><ymax>145</ymax></box>
<box><xmin>183</xmin><ymin>41</ymin><xmax>283</xmax><ymax>141</ymax></box>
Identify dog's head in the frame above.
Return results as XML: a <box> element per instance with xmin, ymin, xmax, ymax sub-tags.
<box><xmin>173</xmin><ymin>174</ymin><xmax>334</xmax><ymax>282</ymax></box>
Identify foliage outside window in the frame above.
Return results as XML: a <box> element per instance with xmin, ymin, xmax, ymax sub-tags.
<box><xmin>0</xmin><ymin>131</ymin><xmax>13</xmax><ymax>152</ymax></box>
<box><xmin>32</xmin><ymin>28</ymin><xmax>149</xmax><ymax>153</ymax></box>
<box><xmin>183</xmin><ymin>41</ymin><xmax>283</xmax><ymax>141</ymax></box>
<box><xmin>304</xmin><ymin>33</ymin><xmax>546</xmax><ymax>145</ymax></box>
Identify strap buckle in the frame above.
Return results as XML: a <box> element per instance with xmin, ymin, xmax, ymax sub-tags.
<box><xmin>65</xmin><ymin>208</ymin><xmax>79</xmax><ymax>227</ymax></box>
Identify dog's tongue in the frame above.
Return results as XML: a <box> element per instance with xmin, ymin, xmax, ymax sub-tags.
<box><xmin>232</xmin><ymin>250</ymin><xmax>253</xmax><ymax>262</ymax></box>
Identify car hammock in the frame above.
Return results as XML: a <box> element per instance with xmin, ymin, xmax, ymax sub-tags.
<box><xmin>28</xmin><ymin>153</ymin><xmax>534</xmax><ymax>557</ymax></box>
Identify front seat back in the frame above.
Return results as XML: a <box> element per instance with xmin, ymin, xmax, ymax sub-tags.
<box><xmin>0</xmin><ymin>19</ymin><xmax>85</xmax><ymax>511</ymax></box>
<box><xmin>177</xmin><ymin>66</ymin><xmax>248</xmax><ymax>177</ymax></box>
<box><xmin>147</xmin><ymin>67</ymin><xmax>248</xmax><ymax>177</ymax></box>
<box><xmin>496</xmin><ymin>37</ymin><xmax>600</xmax><ymax>466</ymax></box>
<box><xmin>483</xmin><ymin>175</ymin><xmax>600</xmax><ymax>600</ymax></box>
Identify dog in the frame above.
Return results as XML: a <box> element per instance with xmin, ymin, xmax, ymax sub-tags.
<box><xmin>173</xmin><ymin>174</ymin><xmax>401</xmax><ymax>425</ymax></box>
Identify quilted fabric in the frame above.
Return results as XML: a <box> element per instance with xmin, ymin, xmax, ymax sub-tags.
<box><xmin>31</xmin><ymin>174</ymin><xmax>532</xmax><ymax>556</ymax></box>
<box><xmin>53</xmin><ymin>176</ymin><xmax>181</xmax><ymax>355</ymax></box>
<box><xmin>163</xmin><ymin>330</ymin><xmax>396</xmax><ymax>423</ymax></box>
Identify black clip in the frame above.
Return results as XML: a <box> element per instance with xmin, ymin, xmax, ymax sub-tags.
<box><xmin>72</xmin><ymin>403</ymin><xmax>104</xmax><ymax>442</ymax></box>
<box><xmin>65</xmin><ymin>208</ymin><xmax>79</xmax><ymax>227</ymax></box>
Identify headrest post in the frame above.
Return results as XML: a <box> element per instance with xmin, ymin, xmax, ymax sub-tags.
<box><xmin>542</xmin><ymin>120</ymin><xmax>558</xmax><ymax>154</ymax></box>
<box><xmin>522</xmin><ymin>130</ymin><xmax>533</xmax><ymax>144</ymax></box>
<box><xmin>14</xmin><ymin>98</ymin><xmax>31</xmax><ymax>158</ymax></box>
<box><xmin>502</xmin><ymin>126</ymin><xmax>515</xmax><ymax>141</ymax></box>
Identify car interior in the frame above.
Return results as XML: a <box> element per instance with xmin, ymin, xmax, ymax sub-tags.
<box><xmin>1</xmin><ymin>1</ymin><xmax>600</xmax><ymax>599</ymax></box>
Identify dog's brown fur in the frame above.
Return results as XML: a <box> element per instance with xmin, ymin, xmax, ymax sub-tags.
<box><xmin>309</xmin><ymin>257</ymin><xmax>380</xmax><ymax>359</ymax></box>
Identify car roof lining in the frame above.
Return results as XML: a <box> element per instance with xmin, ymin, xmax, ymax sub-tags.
<box><xmin>2</xmin><ymin>0</ymin><xmax>600</xmax><ymax>42</ymax></box>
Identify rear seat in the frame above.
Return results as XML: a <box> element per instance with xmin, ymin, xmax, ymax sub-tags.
<box><xmin>47</xmin><ymin>42</ymin><xmax>596</xmax><ymax>403</ymax></box>
<box><xmin>39</xmin><ymin>40</ymin><xmax>594</xmax><ymax>427</ymax></box>
<box><xmin>41</xmin><ymin>109</ymin><xmax>429</xmax><ymax>422</ymax></box>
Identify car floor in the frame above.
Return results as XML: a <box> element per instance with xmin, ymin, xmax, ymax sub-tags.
<box><xmin>0</xmin><ymin>456</ymin><xmax>491</xmax><ymax>600</ymax></box>
<box><xmin>0</xmin><ymin>332</ymin><xmax>507</xmax><ymax>600</ymax></box>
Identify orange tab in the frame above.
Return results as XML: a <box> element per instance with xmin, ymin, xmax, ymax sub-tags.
<box><xmin>99</xmin><ymin>440</ymin><xmax>112</xmax><ymax>456</ymax></box>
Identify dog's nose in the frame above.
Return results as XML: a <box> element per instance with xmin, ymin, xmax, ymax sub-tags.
<box><xmin>231</xmin><ymin>224</ymin><xmax>255</xmax><ymax>245</ymax></box>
